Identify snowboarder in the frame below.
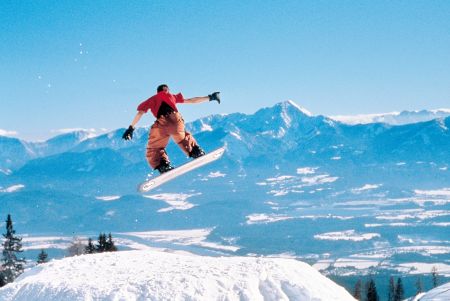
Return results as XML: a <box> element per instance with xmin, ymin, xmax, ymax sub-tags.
<box><xmin>122</xmin><ymin>84</ymin><xmax>220</xmax><ymax>174</ymax></box>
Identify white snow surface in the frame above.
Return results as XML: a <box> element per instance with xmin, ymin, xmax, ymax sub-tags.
<box><xmin>120</xmin><ymin>228</ymin><xmax>239</xmax><ymax>252</ymax></box>
<box><xmin>0</xmin><ymin>250</ymin><xmax>356</xmax><ymax>301</ymax></box>
<box><xmin>0</xmin><ymin>184</ymin><xmax>25</xmax><ymax>193</ymax></box>
<box><xmin>246</xmin><ymin>213</ymin><xmax>294</xmax><ymax>225</ymax></box>
<box><xmin>351</xmin><ymin>184</ymin><xmax>381</xmax><ymax>193</ymax></box>
<box><xmin>314</xmin><ymin>230</ymin><xmax>380</xmax><ymax>242</ymax></box>
<box><xmin>200</xmin><ymin>121</ymin><xmax>213</xmax><ymax>132</ymax></box>
<box><xmin>0</xmin><ymin>129</ymin><xmax>18</xmax><ymax>136</ymax></box>
<box><xmin>414</xmin><ymin>188</ymin><xmax>450</xmax><ymax>197</ymax></box>
<box><xmin>414</xmin><ymin>281</ymin><xmax>450</xmax><ymax>301</ymax></box>
<box><xmin>143</xmin><ymin>193</ymin><xmax>200</xmax><ymax>212</ymax></box>
<box><xmin>286</xmin><ymin>100</ymin><xmax>313</xmax><ymax>116</ymax></box>
<box><xmin>95</xmin><ymin>195</ymin><xmax>121</xmax><ymax>201</ymax></box>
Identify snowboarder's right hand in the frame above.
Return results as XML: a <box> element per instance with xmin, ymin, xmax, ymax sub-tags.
<box><xmin>122</xmin><ymin>126</ymin><xmax>134</xmax><ymax>140</ymax></box>
<box><xmin>208</xmin><ymin>92</ymin><xmax>220</xmax><ymax>104</ymax></box>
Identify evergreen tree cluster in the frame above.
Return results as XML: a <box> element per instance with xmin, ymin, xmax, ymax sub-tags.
<box><xmin>352</xmin><ymin>277</ymin><xmax>405</xmax><ymax>301</ymax></box>
<box><xmin>0</xmin><ymin>214</ymin><xmax>25</xmax><ymax>287</ymax></box>
<box><xmin>353</xmin><ymin>272</ymin><xmax>440</xmax><ymax>301</ymax></box>
<box><xmin>387</xmin><ymin>276</ymin><xmax>404</xmax><ymax>301</ymax></box>
<box><xmin>353</xmin><ymin>278</ymin><xmax>379</xmax><ymax>301</ymax></box>
<box><xmin>66</xmin><ymin>232</ymin><xmax>118</xmax><ymax>256</ymax></box>
<box><xmin>85</xmin><ymin>233</ymin><xmax>118</xmax><ymax>254</ymax></box>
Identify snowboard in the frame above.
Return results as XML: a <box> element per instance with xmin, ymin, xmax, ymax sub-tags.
<box><xmin>138</xmin><ymin>147</ymin><xmax>225</xmax><ymax>193</ymax></box>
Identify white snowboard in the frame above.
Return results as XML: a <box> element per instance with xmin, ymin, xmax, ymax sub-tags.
<box><xmin>138</xmin><ymin>147</ymin><xmax>226</xmax><ymax>193</ymax></box>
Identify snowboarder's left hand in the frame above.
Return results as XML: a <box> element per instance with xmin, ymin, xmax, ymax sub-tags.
<box><xmin>208</xmin><ymin>92</ymin><xmax>220</xmax><ymax>104</ymax></box>
<box><xmin>122</xmin><ymin>126</ymin><xmax>134</xmax><ymax>140</ymax></box>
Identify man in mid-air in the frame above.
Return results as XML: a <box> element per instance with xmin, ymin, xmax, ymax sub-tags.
<box><xmin>122</xmin><ymin>84</ymin><xmax>220</xmax><ymax>174</ymax></box>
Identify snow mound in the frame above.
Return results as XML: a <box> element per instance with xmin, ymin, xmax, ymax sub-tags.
<box><xmin>408</xmin><ymin>281</ymin><xmax>450</xmax><ymax>300</ymax></box>
<box><xmin>0</xmin><ymin>250</ymin><xmax>355</xmax><ymax>301</ymax></box>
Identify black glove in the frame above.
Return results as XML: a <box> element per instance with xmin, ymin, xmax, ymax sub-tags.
<box><xmin>208</xmin><ymin>92</ymin><xmax>220</xmax><ymax>104</ymax></box>
<box><xmin>122</xmin><ymin>125</ymin><xmax>134</xmax><ymax>140</ymax></box>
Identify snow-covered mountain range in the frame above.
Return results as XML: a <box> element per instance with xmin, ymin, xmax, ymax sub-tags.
<box><xmin>2</xmin><ymin>104</ymin><xmax>449</xmax><ymax>170</ymax></box>
<box><xmin>1</xmin><ymin>100</ymin><xmax>449</xmax><ymax>298</ymax></box>
<box><xmin>2</xmin><ymin>100</ymin><xmax>449</xmax><ymax>195</ymax></box>
<box><xmin>331</xmin><ymin>108</ymin><xmax>450</xmax><ymax>125</ymax></box>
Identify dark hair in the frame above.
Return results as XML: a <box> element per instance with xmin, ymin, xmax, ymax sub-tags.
<box><xmin>157</xmin><ymin>84</ymin><xmax>168</xmax><ymax>92</ymax></box>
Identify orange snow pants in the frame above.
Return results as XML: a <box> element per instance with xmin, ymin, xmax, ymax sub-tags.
<box><xmin>146</xmin><ymin>112</ymin><xmax>198</xmax><ymax>169</ymax></box>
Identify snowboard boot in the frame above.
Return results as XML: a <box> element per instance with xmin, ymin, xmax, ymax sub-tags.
<box><xmin>189</xmin><ymin>145</ymin><xmax>206</xmax><ymax>159</ymax></box>
<box><xmin>155</xmin><ymin>159</ymin><xmax>174</xmax><ymax>174</ymax></box>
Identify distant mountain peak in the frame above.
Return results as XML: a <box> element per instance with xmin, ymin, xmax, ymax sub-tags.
<box><xmin>262</xmin><ymin>101</ymin><xmax>314</xmax><ymax>129</ymax></box>
<box><xmin>284</xmin><ymin>100</ymin><xmax>313</xmax><ymax>116</ymax></box>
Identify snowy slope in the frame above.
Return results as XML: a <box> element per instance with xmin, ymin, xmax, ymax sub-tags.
<box><xmin>407</xmin><ymin>281</ymin><xmax>450</xmax><ymax>300</ymax></box>
<box><xmin>0</xmin><ymin>250</ymin><xmax>355</xmax><ymax>301</ymax></box>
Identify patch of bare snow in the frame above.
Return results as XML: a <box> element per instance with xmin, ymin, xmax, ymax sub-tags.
<box><xmin>95</xmin><ymin>195</ymin><xmax>121</xmax><ymax>201</ymax></box>
<box><xmin>200</xmin><ymin>121</ymin><xmax>213</xmax><ymax>132</ymax></box>
<box><xmin>301</xmin><ymin>175</ymin><xmax>338</xmax><ymax>185</ymax></box>
<box><xmin>395</xmin><ymin>262</ymin><xmax>450</xmax><ymax>276</ymax></box>
<box><xmin>287</xmin><ymin>100</ymin><xmax>313</xmax><ymax>116</ymax></box>
<box><xmin>207</xmin><ymin>171</ymin><xmax>226</xmax><ymax>178</ymax></box>
<box><xmin>0</xmin><ymin>184</ymin><xmax>25</xmax><ymax>193</ymax></box>
<box><xmin>314</xmin><ymin>230</ymin><xmax>380</xmax><ymax>242</ymax></box>
<box><xmin>246</xmin><ymin>213</ymin><xmax>294</xmax><ymax>225</ymax></box>
<box><xmin>229</xmin><ymin>131</ymin><xmax>242</xmax><ymax>140</ymax></box>
<box><xmin>414</xmin><ymin>188</ymin><xmax>450</xmax><ymax>197</ymax></box>
<box><xmin>120</xmin><ymin>228</ymin><xmax>239</xmax><ymax>252</ymax></box>
<box><xmin>351</xmin><ymin>184</ymin><xmax>381</xmax><ymax>194</ymax></box>
<box><xmin>143</xmin><ymin>193</ymin><xmax>200</xmax><ymax>212</ymax></box>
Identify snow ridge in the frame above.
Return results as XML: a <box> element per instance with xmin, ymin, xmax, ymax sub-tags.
<box><xmin>0</xmin><ymin>250</ymin><xmax>356</xmax><ymax>301</ymax></box>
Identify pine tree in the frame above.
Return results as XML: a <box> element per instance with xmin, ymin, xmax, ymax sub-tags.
<box><xmin>415</xmin><ymin>276</ymin><xmax>423</xmax><ymax>296</ymax></box>
<box><xmin>85</xmin><ymin>238</ymin><xmax>96</xmax><ymax>254</ymax></box>
<box><xmin>96</xmin><ymin>233</ymin><xmax>107</xmax><ymax>253</ymax></box>
<box><xmin>1</xmin><ymin>214</ymin><xmax>26</xmax><ymax>284</ymax></box>
<box><xmin>105</xmin><ymin>233</ymin><xmax>117</xmax><ymax>252</ymax></box>
<box><xmin>37</xmin><ymin>249</ymin><xmax>48</xmax><ymax>264</ymax></box>
<box><xmin>394</xmin><ymin>278</ymin><xmax>404</xmax><ymax>301</ymax></box>
<box><xmin>431</xmin><ymin>266</ymin><xmax>438</xmax><ymax>288</ymax></box>
<box><xmin>353</xmin><ymin>279</ymin><xmax>362</xmax><ymax>300</ymax></box>
<box><xmin>387</xmin><ymin>276</ymin><xmax>395</xmax><ymax>301</ymax></box>
<box><xmin>366</xmin><ymin>279</ymin><xmax>379</xmax><ymax>301</ymax></box>
<box><xmin>0</xmin><ymin>272</ymin><xmax>6</xmax><ymax>287</ymax></box>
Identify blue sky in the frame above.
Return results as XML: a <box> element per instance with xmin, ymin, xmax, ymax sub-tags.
<box><xmin>1</xmin><ymin>1</ymin><xmax>449</xmax><ymax>140</ymax></box>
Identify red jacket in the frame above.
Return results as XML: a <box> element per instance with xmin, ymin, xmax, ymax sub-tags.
<box><xmin>137</xmin><ymin>91</ymin><xmax>185</xmax><ymax>118</ymax></box>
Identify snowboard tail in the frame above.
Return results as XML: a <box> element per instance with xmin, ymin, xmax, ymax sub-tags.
<box><xmin>138</xmin><ymin>147</ymin><xmax>225</xmax><ymax>193</ymax></box>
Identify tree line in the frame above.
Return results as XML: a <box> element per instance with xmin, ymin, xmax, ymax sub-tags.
<box><xmin>67</xmin><ymin>233</ymin><xmax>118</xmax><ymax>256</ymax></box>
<box><xmin>353</xmin><ymin>270</ymin><xmax>440</xmax><ymax>301</ymax></box>
<box><xmin>1</xmin><ymin>214</ymin><xmax>118</xmax><ymax>288</ymax></box>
